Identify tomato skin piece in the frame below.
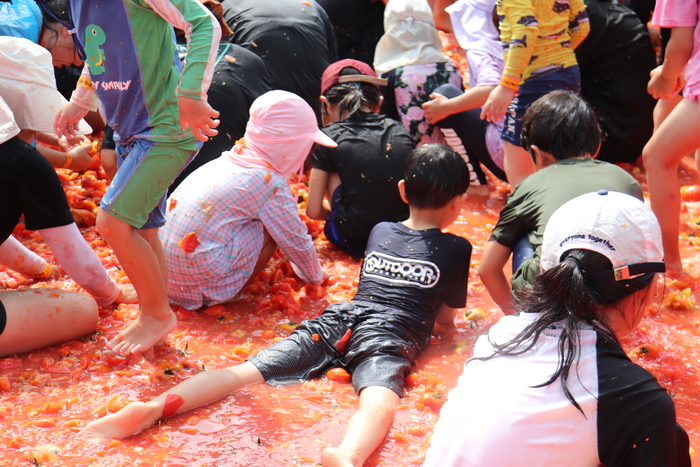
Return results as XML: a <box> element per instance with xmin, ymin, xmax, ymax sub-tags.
<box><xmin>179</xmin><ymin>232</ymin><xmax>200</xmax><ymax>253</ymax></box>
<box><xmin>162</xmin><ymin>394</ymin><xmax>185</xmax><ymax>418</ymax></box>
<box><xmin>334</xmin><ymin>329</ymin><xmax>352</xmax><ymax>353</ymax></box>
<box><xmin>326</xmin><ymin>367</ymin><xmax>352</xmax><ymax>384</ymax></box>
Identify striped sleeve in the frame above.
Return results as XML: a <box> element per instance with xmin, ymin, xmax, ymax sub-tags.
<box><xmin>499</xmin><ymin>0</ymin><xmax>539</xmax><ymax>89</ymax></box>
<box><xmin>141</xmin><ymin>0</ymin><xmax>221</xmax><ymax>99</ymax></box>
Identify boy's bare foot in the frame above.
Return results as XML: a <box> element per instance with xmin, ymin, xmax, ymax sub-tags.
<box><xmin>321</xmin><ymin>447</ymin><xmax>358</xmax><ymax>467</ymax></box>
<box><xmin>113</xmin><ymin>284</ymin><xmax>138</xmax><ymax>304</ymax></box>
<box><xmin>108</xmin><ymin>310</ymin><xmax>177</xmax><ymax>354</ymax></box>
<box><xmin>79</xmin><ymin>401</ymin><xmax>157</xmax><ymax>441</ymax></box>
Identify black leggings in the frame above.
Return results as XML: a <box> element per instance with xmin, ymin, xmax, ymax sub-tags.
<box><xmin>433</xmin><ymin>84</ymin><xmax>507</xmax><ymax>183</ymax></box>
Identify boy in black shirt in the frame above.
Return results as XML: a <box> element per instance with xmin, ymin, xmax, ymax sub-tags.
<box><xmin>79</xmin><ymin>144</ymin><xmax>472</xmax><ymax>467</ymax></box>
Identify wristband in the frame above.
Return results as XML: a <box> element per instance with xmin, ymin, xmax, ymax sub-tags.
<box><xmin>499</xmin><ymin>76</ymin><xmax>520</xmax><ymax>90</ymax></box>
<box><xmin>31</xmin><ymin>263</ymin><xmax>53</xmax><ymax>279</ymax></box>
<box><xmin>62</xmin><ymin>152</ymin><xmax>73</xmax><ymax>169</ymax></box>
<box><xmin>77</xmin><ymin>76</ymin><xmax>94</xmax><ymax>91</ymax></box>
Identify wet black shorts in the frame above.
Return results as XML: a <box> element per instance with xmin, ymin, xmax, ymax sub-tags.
<box><xmin>249</xmin><ymin>301</ymin><xmax>417</xmax><ymax>397</ymax></box>
<box><xmin>0</xmin><ymin>137</ymin><xmax>74</xmax><ymax>243</ymax></box>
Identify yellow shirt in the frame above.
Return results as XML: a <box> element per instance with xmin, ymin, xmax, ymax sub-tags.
<box><xmin>497</xmin><ymin>0</ymin><xmax>590</xmax><ymax>89</ymax></box>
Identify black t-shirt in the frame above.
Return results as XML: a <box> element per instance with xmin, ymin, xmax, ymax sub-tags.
<box><xmin>354</xmin><ymin>222</ymin><xmax>472</xmax><ymax>350</ymax></box>
<box><xmin>168</xmin><ymin>41</ymin><xmax>272</xmax><ymax>194</ymax></box>
<box><xmin>221</xmin><ymin>0</ymin><xmax>337</xmax><ymax>120</ymax></box>
<box><xmin>575</xmin><ymin>0</ymin><xmax>656</xmax><ymax>164</ymax></box>
<box><xmin>316</xmin><ymin>0</ymin><xmax>385</xmax><ymax>66</ymax></box>
<box><xmin>311</xmin><ymin>112</ymin><xmax>414</xmax><ymax>247</ymax></box>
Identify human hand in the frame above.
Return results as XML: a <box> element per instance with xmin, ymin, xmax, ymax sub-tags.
<box><xmin>66</xmin><ymin>141</ymin><xmax>96</xmax><ymax>171</ymax></box>
<box><xmin>422</xmin><ymin>93</ymin><xmax>451</xmax><ymax>124</ymax></box>
<box><xmin>54</xmin><ymin>102</ymin><xmax>90</xmax><ymax>139</ymax></box>
<box><xmin>648</xmin><ymin>65</ymin><xmax>683</xmax><ymax>100</ymax></box>
<box><xmin>58</xmin><ymin>135</ymin><xmax>90</xmax><ymax>152</ymax></box>
<box><xmin>480</xmin><ymin>85</ymin><xmax>516</xmax><ymax>123</ymax></box>
<box><xmin>178</xmin><ymin>96</ymin><xmax>220</xmax><ymax>142</ymax></box>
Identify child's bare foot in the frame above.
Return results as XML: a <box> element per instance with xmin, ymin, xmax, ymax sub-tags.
<box><xmin>108</xmin><ymin>310</ymin><xmax>177</xmax><ymax>354</ymax></box>
<box><xmin>79</xmin><ymin>401</ymin><xmax>157</xmax><ymax>441</ymax></box>
<box><xmin>113</xmin><ymin>284</ymin><xmax>138</xmax><ymax>304</ymax></box>
<box><xmin>321</xmin><ymin>447</ymin><xmax>359</xmax><ymax>467</ymax></box>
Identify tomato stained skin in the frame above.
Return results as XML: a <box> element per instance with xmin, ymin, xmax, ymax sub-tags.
<box><xmin>326</xmin><ymin>368</ymin><xmax>352</xmax><ymax>384</ymax></box>
<box><xmin>162</xmin><ymin>394</ymin><xmax>185</xmax><ymax>418</ymax></box>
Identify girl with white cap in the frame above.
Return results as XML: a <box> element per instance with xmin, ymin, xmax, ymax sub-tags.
<box><xmin>424</xmin><ymin>190</ymin><xmax>690</xmax><ymax>467</ymax></box>
<box><xmin>160</xmin><ymin>90</ymin><xmax>335</xmax><ymax>310</ymax></box>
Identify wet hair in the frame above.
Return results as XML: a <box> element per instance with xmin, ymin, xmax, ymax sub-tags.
<box><xmin>520</xmin><ymin>90</ymin><xmax>602</xmax><ymax>161</ymax></box>
<box><xmin>403</xmin><ymin>144</ymin><xmax>470</xmax><ymax>210</ymax></box>
<box><xmin>481</xmin><ymin>249</ymin><xmax>656</xmax><ymax>413</ymax></box>
<box><xmin>321</xmin><ymin>66</ymin><xmax>383</xmax><ymax>122</ymax></box>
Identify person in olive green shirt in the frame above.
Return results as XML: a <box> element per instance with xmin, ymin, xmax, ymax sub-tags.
<box><xmin>478</xmin><ymin>91</ymin><xmax>641</xmax><ymax>314</ymax></box>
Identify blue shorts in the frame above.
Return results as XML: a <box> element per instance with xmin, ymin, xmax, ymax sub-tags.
<box><xmin>501</xmin><ymin>66</ymin><xmax>581</xmax><ymax>146</ymax></box>
<box><xmin>324</xmin><ymin>185</ymin><xmax>365</xmax><ymax>257</ymax></box>
<box><xmin>101</xmin><ymin>136</ymin><xmax>201</xmax><ymax>229</ymax></box>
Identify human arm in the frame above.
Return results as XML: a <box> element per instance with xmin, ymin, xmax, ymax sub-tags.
<box><xmin>567</xmin><ymin>0</ymin><xmax>590</xmax><ymax>50</ymax></box>
<box><xmin>478</xmin><ymin>240</ymin><xmax>515</xmax><ymax>314</ymax></box>
<box><xmin>306</xmin><ymin>168</ymin><xmax>331</xmax><ymax>220</ymax></box>
<box><xmin>39</xmin><ymin>141</ymin><xmax>94</xmax><ymax>171</ymax></box>
<box><xmin>480</xmin><ymin>85</ymin><xmax>517</xmax><ymax>123</ymax></box>
<box><xmin>648</xmin><ymin>27</ymin><xmax>694</xmax><ymax>100</ymax></box>
<box><xmin>423</xmin><ymin>85</ymin><xmax>495</xmax><ymax>124</ymax></box>
<box><xmin>140</xmin><ymin>0</ymin><xmax>222</xmax><ymax>140</ymax></box>
<box><xmin>260</xmin><ymin>180</ymin><xmax>324</xmax><ymax>284</ymax></box>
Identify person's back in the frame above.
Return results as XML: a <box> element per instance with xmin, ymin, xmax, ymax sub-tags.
<box><xmin>426</xmin><ymin>191</ymin><xmax>688</xmax><ymax>467</ymax></box>
<box><xmin>314</xmin><ymin>114</ymin><xmax>414</xmax><ymax>249</ymax></box>
<box><xmin>575</xmin><ymin>0</ymin><xmax>656</xmax><ymax>164</ymax></box>
<box><xmin>479</xmin><ymin>91</ymin><xmax>641</xmax><ymax>313</ymax></box>
<box><xmin>221</xmin><ymin>0</ymin><xmax>337</xmax><ymax>119</ymax></box>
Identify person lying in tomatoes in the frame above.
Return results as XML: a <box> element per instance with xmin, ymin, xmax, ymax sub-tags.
<box><xmin>79</xmin><ymin>143</ymin><xmax>473</xmax><ymax>467</ymax></box>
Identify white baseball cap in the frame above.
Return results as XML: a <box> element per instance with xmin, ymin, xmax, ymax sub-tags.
<box><xmin>0</xmin><ymin>36</ymin><xmax>91</xmax><ymax>135</ymax></box>
<box><xmin>541</xmin><ymin>190</ymin><xmax>665</xmax><ymax>282</ymax></box>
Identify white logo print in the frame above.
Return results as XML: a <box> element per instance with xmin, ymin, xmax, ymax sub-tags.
<box><xmin>362</xmin><ymin>252</ymin><xmax>440</xmax><ymax>288</ymax></box>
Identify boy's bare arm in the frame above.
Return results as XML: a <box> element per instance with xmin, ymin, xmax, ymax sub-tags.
<box><xmin>478</xmin><ymin>240</ymin><xmax>515</xmax><ymax>314</ymax></box>
<box><xmin>423</xmin><ymin>85</ymin><xmax>495</xmax><ymax>124</ymax></box>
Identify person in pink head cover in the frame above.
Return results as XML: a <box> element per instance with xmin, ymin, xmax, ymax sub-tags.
<box><xmin>159</xmin><ymin>90</ymin><xmax>335</xmax><ymax>310</ymax></box>
<box><xmin>643</xmin><ymin>0</ymin><xmax>700</xmax><ymax>274</ymax></box>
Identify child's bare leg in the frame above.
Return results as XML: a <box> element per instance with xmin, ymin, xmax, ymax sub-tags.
<box><xmin>503</xmin><ymin>141</ymin><xmax>534</xmax><ymax>188</ymax></box>
<box><xmin>321</xmin><ymin>386</ymin><xmax>400</xmax><ymax>467</ymax></box>
<box><xmin>644</xmin><ymin>98</ymin><xmax>700</xmax><ymax>273</ymax></box>
<box><xmin>96</xmin><ymin>208</ymin><xmax>175</xmax><ymax>354</ymax></box>
<box><xmin>80</xmin><ymin>362</ymin><xmax>264</xmax><ymax>440</ymax></box>
<box><xmin>0</xmin><ymin>289</ymin><xmax>98</xmax><ymax>357</ymax></box>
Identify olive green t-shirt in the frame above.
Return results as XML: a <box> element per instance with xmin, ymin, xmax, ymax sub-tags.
<box><xmin>489</xmin><ymin>157</ymin><xmax>642</xmax><ymax>292</ymax></box>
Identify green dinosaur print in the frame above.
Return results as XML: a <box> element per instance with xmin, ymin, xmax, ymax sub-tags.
<box><xmin>84</xmin><ymin>24</ymin><xmax>107</xmax><ymax>75</ymax></box>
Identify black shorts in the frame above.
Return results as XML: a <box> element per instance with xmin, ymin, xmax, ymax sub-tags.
<box><xmin>249</xmin><ymin>301</ymin><xmax>416</xmax><ymax>397</ymax></box>
<box><xmin>0</xmin><ymin>137</ymin><xmax>74</xmax><ymax>243</ymax></box>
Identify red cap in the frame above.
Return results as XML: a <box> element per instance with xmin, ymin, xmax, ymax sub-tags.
<box><xmin>320</xmin><ymin>59</ymin><xmax>388</xmax><ymax>95</ymax></box>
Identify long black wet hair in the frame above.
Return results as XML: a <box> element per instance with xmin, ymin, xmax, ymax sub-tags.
<box><xmin>481</xmin><ymin>248</ymin><xmax>656</xmax><ymax>413</ymax></box>
<box><xmin>321</xmin><ymin>66</ymin><xmax>383</xmax><ymax>123</ymax></box>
